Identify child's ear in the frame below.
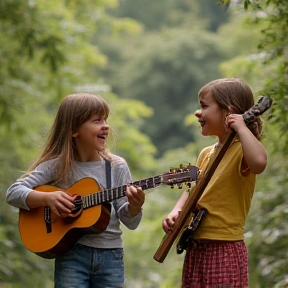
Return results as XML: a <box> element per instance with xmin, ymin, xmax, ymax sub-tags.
<box><xmin>226</xmin><ymin>106</ymin><xmax>232</xmax><ymax>114</ymax></box>
<box><xmin>228</xmin><ymin>105</ymin><xmax>237</xmax><ymax>114</ymax></box>
<box><xmin>222</xmin><ymin>108</ymin><xmax>230</xmax><ymax>118</ymax></box>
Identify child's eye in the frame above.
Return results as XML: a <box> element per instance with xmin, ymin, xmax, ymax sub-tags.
<box><xmin>93</xmin><ymin>117</ymin><xmax>107</xmax><ymax>124</ymax></box>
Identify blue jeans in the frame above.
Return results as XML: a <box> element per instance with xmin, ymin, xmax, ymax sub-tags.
<box><xmin>54</xmin><ymin>244</ymin><xmax>125</xmax><ymax>288</ymax></box>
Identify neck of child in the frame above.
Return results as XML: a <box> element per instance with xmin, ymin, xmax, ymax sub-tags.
<box><xmin>75</xmin><ymin>150</ymin><xmax>102</xmax><ymax>162</ymax></box>
<box><xmin>216</xmin><ymin>131</ymin><xmax>233</xmax><ymax>149</ymax></box>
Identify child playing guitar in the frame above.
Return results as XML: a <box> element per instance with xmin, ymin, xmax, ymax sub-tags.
<box><xmin>6</xmin><ymin>92</ymin><xmax>145</xmax><ymax>288</ymax></box>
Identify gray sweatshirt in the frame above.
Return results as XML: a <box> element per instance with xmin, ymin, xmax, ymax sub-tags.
<box><xmin>6</xmin><ymin>155</ymin><xmax>142</xmax><ymax>249</ymax></box>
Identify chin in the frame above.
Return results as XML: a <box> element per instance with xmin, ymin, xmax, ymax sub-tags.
<box><xmin>200</xmin><ymin>129</ymin><xmax>209</xmax><ymax>136</ymax></box>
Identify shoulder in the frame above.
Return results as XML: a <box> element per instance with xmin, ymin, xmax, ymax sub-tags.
<box><xmin>107</xmin><ymin>154</ymin><xmax>132</xmax><ymax>183</ymax></box>
<box><xmin>200</xmin><ymin>145</ymin><xmax>215</xmax><ymax>155</ymax></box>
<box><xmin>198</xmin><ymin>144</ymin><xmax>215</xmax><ymax>159</ymax></box>
<box><xmin>29</xmin><ymin>159</ymin><xmax>59</xmax><ymax>181</ymax></box>
<box><xmin>108</xmin><ymin>153</ymin><xmax>129</xmax><ymax>169</ymax></box>
<box><xmin>196</xmin><ymin>144</ymin><xmax>215</xmax><ymax>167</ymax></box>
<box><xmin>18</xmin><ymin>159</ymin><xmax>58</xmax><ymax>186</ymax></box>
<box><xmin>34</xmin><ymin>158</ymin><xmax>58</xmax><ymax>171</ymax></box>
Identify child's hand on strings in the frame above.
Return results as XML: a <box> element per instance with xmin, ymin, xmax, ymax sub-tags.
<box><xmin>44</xmin><ymin>191</ymin><xmax>76</xmax><ymax>218</ymax></box>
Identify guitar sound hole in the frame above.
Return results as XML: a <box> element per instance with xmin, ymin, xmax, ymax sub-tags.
<box><xmin>71</xmin><ymin>195</ymin><xmax>83</xmax><ymax>215</ymax></box>
<box><xmin>63</xmin><ymin>196</ymin><xmax>83</xmax><ymax>223</ymax></box>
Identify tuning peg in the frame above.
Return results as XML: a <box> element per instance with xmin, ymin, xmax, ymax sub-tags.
<box><xmin>186</xmin><ymin>182</ymin><xmax>192</xmax><ymax>189</ymax></box>
<box><xmin>169</xmin><ymin>168</ymin><xmax>177</xmax><ymax>173</ymax></box>
<box><xmin>181</xmin><ymin>163</ymin><xmax>191</xmax><ymax>169</ymax></box>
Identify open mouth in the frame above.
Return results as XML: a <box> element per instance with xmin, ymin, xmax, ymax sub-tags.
<box><xmin>98</xmin><ymin>134</ymin><xmax>107</xmax><ymax>140</ymax></box>
<box><xmin>198</xmin><ymin>119</ymin><xmax>205</xmax><ymax>127</ymax></box>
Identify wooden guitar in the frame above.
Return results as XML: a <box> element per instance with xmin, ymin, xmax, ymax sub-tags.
<box><xmin>19</xmin><ymin>165</ymin><xmax>199</xmax><ymax>259</ymax></box>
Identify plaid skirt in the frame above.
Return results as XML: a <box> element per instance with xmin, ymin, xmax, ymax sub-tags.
<box><xmin>182</xmin><ymin>240</ymin><xmax>248</xmax><ymax>288</ymax></box>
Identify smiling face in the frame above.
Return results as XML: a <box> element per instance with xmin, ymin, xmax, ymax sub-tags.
<box><xmin>73</xmin><ymin>114</ymin><xmax>109</xmax><ymax>159</ymax></box>
<box><xmin>195</xmin><ymin>92</ymin><xmax>228</xmax><ymax>139</ymax></box>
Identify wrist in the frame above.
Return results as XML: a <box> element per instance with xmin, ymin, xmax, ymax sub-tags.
<box><xmin>128</xmin><ymin>204</ymin><xmax>142</xmax><ymax>217</ymax></box>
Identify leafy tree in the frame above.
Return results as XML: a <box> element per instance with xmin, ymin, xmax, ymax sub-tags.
<box><xmin>95</xmin><ymin>0</ymin><xmax>232</xmax><ymax>156</ymax></box>
<box><xmin>0</xmin><ymin>0</ymin><xmax>156</xmax><ymax>286</ymax></box>
<box><xmin>224</xmin><ymin>0</ymin><xmax>288</xmax><ymax>155</ymax></box>
<box><xmin>110</xmin><ymin>0</ymin><xmax>229</xmax><ymax>32</ymax></box>
<box><xmin>97</xmin><ymin>26</ymin><xmax>228</xmax><ymax>156</ymax></box>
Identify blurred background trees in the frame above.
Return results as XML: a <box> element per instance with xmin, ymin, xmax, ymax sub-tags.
<box><xmin>1</xmin><ymin>0</ymin><xmax>288</xmax><ymax>287</ymax></box>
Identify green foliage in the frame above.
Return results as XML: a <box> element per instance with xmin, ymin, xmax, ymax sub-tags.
<box><xmin>96</xmin><ymin>0</ymin><xmax>232</xmax><ymax>157</ymax></box>
<box><xmin>0</xmin><ymin>0</ymin><xmax>155</xmax><ymax>286</ymax></box>
<box><xmin>245</xmin><ymin>123</ymin><xmax>288</xmax><ymax>287</ymax></box>
<box><xmin>110</xmin><ymin>0</ymin><xmax>229</xmax><ymax>32</ymax></box>
<box><xmin>98</xmin><ymin>26</ymin><xmax>228</xmax><ymax>156</ymax></box>
<box><xmin>2</xmin><ymin>0</ymin><xmax>288</xmax><ymax>287</ymax></box>
<box><xmin>235</xmin><ymin>1</ymin><xmax>288</xmax><ymax>156</ymax></box>
<box><xmin>99</xmin><ymin>92</ymin><xmax>157</xmax><ymax>177</ymax></box>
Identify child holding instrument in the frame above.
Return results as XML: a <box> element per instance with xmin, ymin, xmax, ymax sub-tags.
<box><xmin>6</xmin><ymin>92</ymin><xmax>145</xmax><ymax>288</ymax></box>
<box><xmin>162</xmin><ymin>78</ymin><xmax>267</xmax><ymax>288</ymax></box>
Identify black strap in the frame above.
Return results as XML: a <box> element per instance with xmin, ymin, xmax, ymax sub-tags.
<box><xmin>105</xmin><ymin>158</ymin><xmax>111</xmax><ymax>189</ymax></box>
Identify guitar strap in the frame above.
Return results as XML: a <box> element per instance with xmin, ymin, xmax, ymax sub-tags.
<box><xmin>104</xmin><ymin>158</ymin><xmax>112</xmax><ymax>189</ymax></box>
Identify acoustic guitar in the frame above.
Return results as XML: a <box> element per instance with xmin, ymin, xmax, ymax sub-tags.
<box><xmin>19</xmin><ymin>165</ymin><xmax>199</xmax><ymax>259</ymax></box>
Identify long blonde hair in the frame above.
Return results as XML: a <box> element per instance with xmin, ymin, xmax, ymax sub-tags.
<box><xmin>27</xmin><ymin>93</ymin><xmax>110</xmax><ymax>183</ymax></box>
<box><xmin>199</xmin><ymin>78</ymin><xmax>263</xmax><ymax>140</ymax></box>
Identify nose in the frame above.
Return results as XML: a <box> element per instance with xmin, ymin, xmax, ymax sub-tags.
<box><xmin>99</xmin><ymin>118</ymin><xmax>109</xmax><ymax>130</ymax></box>
<box><xmin>103</xmin><ymin>122</ymin><xmax>109</xmax><ymax>129</ymax></box>
<box><xmin>194</xmin><ymin>109</ymin><xmax>201</xmax><ymax>118</ymax></box>
<box><xmin>104</xmin><ymin>121</ymin><xmax>110</xmax><ymax>130</ymax></box>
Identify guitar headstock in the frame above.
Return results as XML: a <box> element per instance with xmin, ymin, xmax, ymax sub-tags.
<box><xmin>242</xmin><ymin>96</ymin><xmax>273</xmax><ymax>125</ymax></box>
<box><xmin>161</xmin><ymin>164</ymin><xmax>199</xmax><ymax>189</ymax></box>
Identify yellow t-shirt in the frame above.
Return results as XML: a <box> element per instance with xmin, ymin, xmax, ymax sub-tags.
<box><xmin>193</xmin><ymin>139</ymin><xmax>256</xmax><ymax>241</ymax></box>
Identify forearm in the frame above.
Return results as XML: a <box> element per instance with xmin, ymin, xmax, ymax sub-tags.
<box><xmin>119</xmin><ymin>202</ymin><xmax>142</xmax><ymax>230</ymax></box>
<box><xmin>162</xmin><ymin>190</ymin><xmax>189</xmax><ymax>233</ymax></box>
<box><xmin>26</xmin><ymin>190</ymin><xmax>48</xmax><ymax>208</ymax></box>
<box><xmin>171</xmin><ymin>191</ymin><xmax>189</xmax><ymax>213</ymax></box>
<box><xmin>238</xmin><ymin>127</ymin><xmax>267</xmax><ymax>174</ymax></box>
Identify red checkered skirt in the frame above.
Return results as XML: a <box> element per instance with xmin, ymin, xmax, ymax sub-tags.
<box><xmin>182</xmin><ymin>240</ymin><xmax>248</xmax><ymax>288</ymax></box>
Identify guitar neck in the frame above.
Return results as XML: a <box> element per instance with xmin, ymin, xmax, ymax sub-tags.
<box><xmin>82</xmin><ymin>175</ymin><xmax>162</xmax><ymax>209</ymax></box>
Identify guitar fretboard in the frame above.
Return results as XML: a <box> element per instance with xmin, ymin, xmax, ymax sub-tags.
<box><xmin>82</xmin><ymin>175</ymin><xmax>162</xmax><ymax>209</ymax></box>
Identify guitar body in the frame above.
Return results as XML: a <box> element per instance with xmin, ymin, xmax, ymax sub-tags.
<box><xmin>19</xmin><ymin>178</ymin><xmax>111</xmax><ymax>259</ymax></box>
<box><xmin>176</xmin><ymin>209</ymin><xmax>206</xmax><ymax>254</ymax></box>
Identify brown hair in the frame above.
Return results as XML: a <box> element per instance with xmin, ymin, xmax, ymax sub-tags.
<box><xmin>26</xmin><ymin>93</ymin><xmax>110</xmax><ymax>183</ymax></box>
<box><xmin>199</xmin><ymin>78</ymin><xmax>263</xmax><ymax>140</ymax></box>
